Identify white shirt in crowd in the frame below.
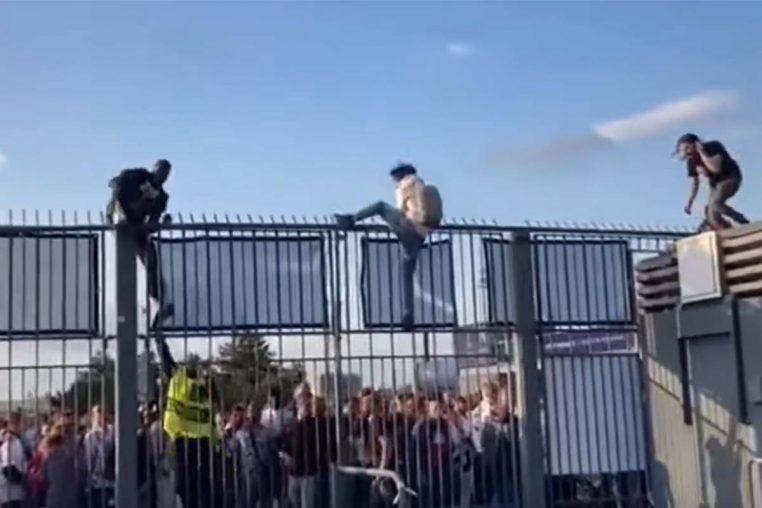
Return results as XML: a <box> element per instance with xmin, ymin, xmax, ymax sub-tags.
<box><xmin>470</xmin><ymin>400</ymin><xmax>500</xmax><ymax>453</ymax></box>
<box><xmin>260</xmin><ymin>405</ymin><xmax>294</xmax><ymax>438</ymax></box>
<box><xmin>0</xmin><ymin>431</ymin><xmax>27</xmax><ymax>504</ymax></box>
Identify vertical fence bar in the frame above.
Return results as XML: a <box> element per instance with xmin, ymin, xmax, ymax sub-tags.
<box><xmin>115</xmin><ymin>225</ymin><xmax>139</xmax><ymax>508</ymax></box>
<box><xmin>509</xmin><ymin>231</ymin><xmax>546</xmax><ymax>508</ymax></box>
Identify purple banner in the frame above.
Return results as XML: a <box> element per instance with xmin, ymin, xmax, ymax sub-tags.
<box><xmin>543</xmin><ymin>330</ymin><xmax>636</xmax><ymax>354</ymax></box>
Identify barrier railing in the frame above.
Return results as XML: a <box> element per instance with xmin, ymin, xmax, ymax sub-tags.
<box><xmin>0</xmin><ymin>213</ymin><xmax>688</xmax><ymax>508</ymax></box>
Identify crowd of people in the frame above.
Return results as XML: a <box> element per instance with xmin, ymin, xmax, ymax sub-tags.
<box><xmin>0</xmin><ymin>378</ymin><xmax>519</xmax><ymax>508</ymax></box>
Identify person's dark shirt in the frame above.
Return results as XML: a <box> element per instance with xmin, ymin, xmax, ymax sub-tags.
<box><xmin>686</xmin><ymin>141</ymin><xmax>742</xmax><ymax>185</ymax></box>
<box><xmin>356</xmin><ymin>416</ymin><xmax>402</xmax><ymax>470</ymax></box>
<box><xmin>111</xmin><ymin>168</ymin><xmax>169</xmax><ymax>223</ymax></box>
<box><xmin>284</xmin><ymin>416</ymin><xmax>336</xmax><ymax>477</ymax></box>
<box><xmin>390</xmin><ymin>415</ymin><xmax>416</xmax><ymax>478</ymax></box>
<box><xmin>412</xmin><ymin>417</ymin><xmax>455</xmax><ymax>506</ymax></box>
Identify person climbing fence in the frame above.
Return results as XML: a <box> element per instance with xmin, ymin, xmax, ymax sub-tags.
<box><xmin>335</xmin><ymin>163</ymin><xmax>443</xmax><ymax>331</ymax></box>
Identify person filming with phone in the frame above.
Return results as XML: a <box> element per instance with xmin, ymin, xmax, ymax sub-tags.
<box><xmin>676</xmin><ymin>133</ymin><xmax>750</xmax><ymax>231</ymax></box>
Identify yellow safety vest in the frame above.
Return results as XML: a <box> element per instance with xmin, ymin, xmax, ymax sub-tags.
<box><xmin>163</xmin><ymin>367</ymin><xmax>214</xmax><ymax>440</ymax></box>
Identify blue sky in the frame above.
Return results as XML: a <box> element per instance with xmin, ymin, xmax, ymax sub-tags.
<box><xmin>1</xmin><ymin>1</ymin><xmax>762</xmax><ymax>228</ymax></box>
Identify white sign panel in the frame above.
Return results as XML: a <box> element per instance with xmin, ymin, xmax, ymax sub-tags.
<box><xmin>676</xmin><ymin>232</ymin><xmax>722</xmax><ymax>304</ymax></box>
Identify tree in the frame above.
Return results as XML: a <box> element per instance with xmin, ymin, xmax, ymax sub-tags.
<box><xmin>60</xmin><ymin>351</ymin><xmax>115</xmax><ymax>415</ymax></box>
<box><xmin>56</xmin><ymin>334</ymin><xmax>308</xmax><ymax>417</ymax></box>
<box><xmin>216</xmin><ymin>334</ymin><xmax>305</xmax><ymax>410</ymax></box>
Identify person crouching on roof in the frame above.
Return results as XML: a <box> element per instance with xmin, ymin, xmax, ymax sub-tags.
<box><xmin>676</xmin><ymin>133</ymin><xmax>750</xmax><ymax>231</ymax></box>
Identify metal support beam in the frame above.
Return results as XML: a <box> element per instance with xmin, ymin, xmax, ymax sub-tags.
<box><xmin>115</xmin><ymin>226</ymin><xmax>139</xmax><ymax>508</ymax></box>
<box><xmin>509</xmin><ymin>231</ymin><xmax>547</xmax><ymax>508</ymax></box>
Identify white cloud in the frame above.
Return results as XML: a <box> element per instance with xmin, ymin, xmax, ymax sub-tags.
<box><xmin>485</xmin><ymin>90</ymin><xmax>740</xmax><ymax>170</ymax></box>
<box><xmin>593</xmin><ymin>91</ymin><xmax>739</xmax><ymax>142</ymax></box>
<box><xmin>446</xmin><ymin>42</ymin><xmax>474</xmax><ymax>57</ymax></box>
<box><xmin>0</xmin><ymin>151</ymin><xmax>7</xmax><ymax>170</ymax></box>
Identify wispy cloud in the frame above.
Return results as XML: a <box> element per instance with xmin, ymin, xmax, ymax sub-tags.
<box><xmin>446</xmin><ymin>42</ymin><xmax>474</xmax><ymax>58</ymax></box>
<box><xmin>593</xmin><ymin>91</ymin><xmax>739</xmax><ymax>142</ymax></box>
<box><xmin>0</xmin><ymin>151</ymin><xmax>7</xmax><ymax>170</ymax></box>
<box><xmin>486</xmin><ymin>90</ymin><xmax>740</xmax><ymax>170</ymax></box>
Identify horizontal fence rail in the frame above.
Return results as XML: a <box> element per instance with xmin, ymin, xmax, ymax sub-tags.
<box><xmin>0</xmin><ymin>213</ymin><xmax>688</xmax><ymax>508</ymax></box>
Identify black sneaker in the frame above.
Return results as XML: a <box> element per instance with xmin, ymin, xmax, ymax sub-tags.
<box><xmin>334</xmin><ymin>214</ymin><xmax>355</xmax><ymax>230</ymax></box>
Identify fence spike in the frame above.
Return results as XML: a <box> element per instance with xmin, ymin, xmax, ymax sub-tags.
<box><xmin>34</xmin><ymin>209</ymin><xmax>40</xmax><ymax>226</ymax></box>
<box><xmin>7</xmin><ymin>209</ymin><xmax>12</xmax><ymax>225</ymax></box>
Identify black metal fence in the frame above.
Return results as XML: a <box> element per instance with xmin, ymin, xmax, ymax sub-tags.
<box><xmin>0</xmin><ymin>213</ymin><xmax>687</xmax><ymax>508</ymax></box>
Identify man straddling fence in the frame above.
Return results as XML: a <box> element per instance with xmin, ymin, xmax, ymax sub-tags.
<box><xmin>106</xmin><ymin>158</ymin><xmax>175</xmax><ymax>327</ymax></box>
<box><xmin>676</xmin><ymin>133</ymin><xmax>750</xmax><ymax>231</ymax></box>
<box><xmin>335</xmin><ymin>163</ymin><xmax>443</xmax><ymax>331</ymax></box>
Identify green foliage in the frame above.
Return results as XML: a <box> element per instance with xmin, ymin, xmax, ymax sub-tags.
<box><xmin>215</xmin><ymin>333</ymin><xmax>305</xmax><ymax>410</ymax></box>
<box><xmin>57</xmin><ymin>334</ymin><xmax>306</xmax><ymax>416</ymax></box>
<box><xmin>60</xmin><ymin>351</ymin><xmax>115</xmax><ymax>415</ymax></box>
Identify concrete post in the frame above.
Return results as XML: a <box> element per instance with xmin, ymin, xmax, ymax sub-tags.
<box><xmin>115</xmin><ymin>226</ymin><xmax>139</xmax><ymax>508</ymax></box>
<box><xmin>509</xmin><ymin>231</ymin><xmax>547</xmax><ymax>508</ymax></box>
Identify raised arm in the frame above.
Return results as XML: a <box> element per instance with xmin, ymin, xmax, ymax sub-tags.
<box><xmin>696</xmin><ymin>142</ymin><xmax>724</xmax><ymax>175</ymax></box>
<box><xmin>156</xmin><ymin>335</ymin><xmax>177</xmax><ymax>377</ymax></box>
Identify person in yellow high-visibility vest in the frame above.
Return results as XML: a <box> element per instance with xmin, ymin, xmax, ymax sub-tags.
<box><xmin>157</xmin><ymin>337</ymin><xmax>217</xmax><ymax>508</ymax></box>
<box><xmin>164</xmin><ymin>366</ymin><xmax>215</xmax><ymax>440</ymax></box>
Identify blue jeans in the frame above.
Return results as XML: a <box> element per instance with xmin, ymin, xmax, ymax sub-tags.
<box><xmin>354</xmin><ymin>201</ymin><xmax>425</xmax><ymax>321</ymax></box>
